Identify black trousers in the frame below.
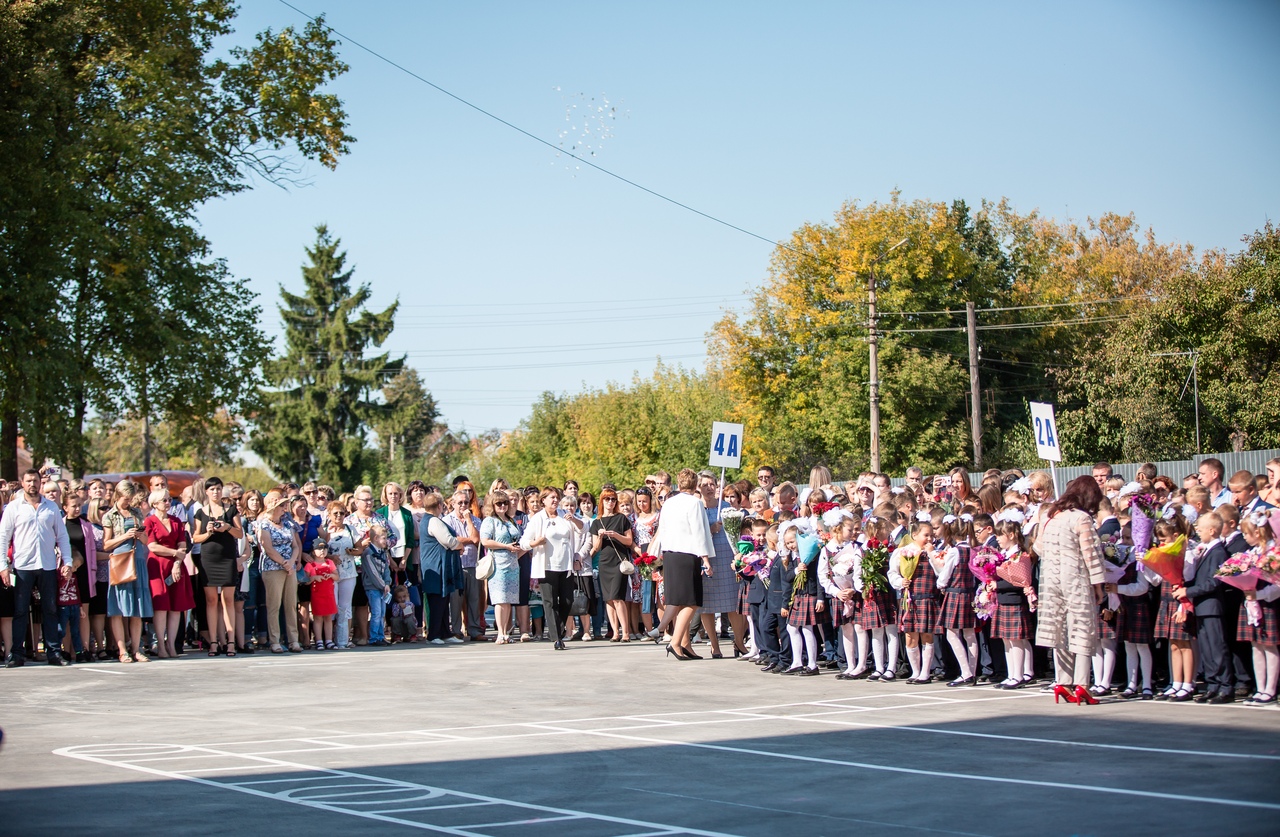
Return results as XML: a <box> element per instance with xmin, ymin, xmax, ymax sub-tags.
<box><xmin>13</xmin><ymin>569</ymin><xmax>61</xmax><ymax>660</ymax></box>
<box><xmin>1196</xmin><ymin>615</ymin><xmax>1233</xmax><ymax>695</ymax></box>
<box><xmin>758</xmin><ymin>606</ymin><xmax>792</xmax><ymax>667</ymax></box>
<box><xmin>538</xmin><ymin>571</ymin><xmax>574</xmax><ymax>643</ymax></box>
<box><xmin>424</xmin><ymin>592</ymin><xmax>451</xmax><ymax>641</ymax></box>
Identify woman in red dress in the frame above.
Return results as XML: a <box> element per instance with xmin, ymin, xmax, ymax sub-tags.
<box><xmin>145</xmin><ymin>489</ymin><xmax>195</xmax><ymax>658</ymax></box>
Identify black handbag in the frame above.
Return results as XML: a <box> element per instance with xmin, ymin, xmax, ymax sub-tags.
<box><xmin>569</xmin><ymin>574</ymin><xmax>591</xmax><ymax>616</ymax></box>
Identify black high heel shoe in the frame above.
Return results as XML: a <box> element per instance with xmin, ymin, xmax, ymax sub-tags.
<box><xmin>683</xmin><ymin>648</ymin><xmax>704</xmax><ymax>660</ymax></box>
<box><xmin>666</xmin><ymin>645</ymin><xmax>691</xmax><ymax>661</ymax></box>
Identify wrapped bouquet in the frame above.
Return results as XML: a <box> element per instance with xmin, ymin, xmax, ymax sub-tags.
<box><xmin>968</xmin><ymin>546</ymin><xmax>1007</xmax><ymax>621</ymax></box>
<box><xmin>633</xmin><ymin>553</ymin><xmax>658</xmax><ymax>580</ymax></box>
<box><xmin>1129</xmin><ymin>494</ymin><xmax>1159</xmax><ymax>553</ymax></box>
<box><xmin>1254</xmin><ymin>544</ymin><xmax>1280</xmax><ymax>586</ymax></box>
<box><xmin>1141</xmin><ymin>535</ymin><xmax>1192</xmax><ymax>616</ymax></box>
<box><xmin>860</xmin><ymin>537</ymin><xmax>890</xmax><ymax>595</ymax></box>
<box><xmin>721</xmin><ymin>508</ymin><xmax>745</xmax><ymax>542</ymax></box>
<box><xmin>996</xmin><ymin>552</ymin><xmax>1038</xmax><ymax>611</ymax></box>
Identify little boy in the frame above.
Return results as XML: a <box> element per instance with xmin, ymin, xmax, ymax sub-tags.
<box><xmin>361</xmin><ymin>525</ymin><xmax>393</xmax><ymax>647</ymax></box>
<box><xmin>1177</xmin><ymin>512</ymin><xmax>1231</xmax><ymax>703</ymax></box>
<box><xmin>388</xmin><ymin>585</ymin><xmax>418</xmax><ymax>643</ymax></box>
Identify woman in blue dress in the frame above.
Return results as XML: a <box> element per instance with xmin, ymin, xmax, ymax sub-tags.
<box><xmin>102</xmin><ymin>482</ymin><xmax>153</xmax><ymax>663</ymax></box>
<box><xmin>479</xmin><ymin>491</ymin><xmax>524</xmax><ymax>644</ymax></box>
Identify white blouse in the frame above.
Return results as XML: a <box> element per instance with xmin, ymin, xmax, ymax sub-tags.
<box><xmin>519</xmin><ymin>510</ymin><xmax>581</xmax><ymax>577</ymax></box>
<box><xmin>649</xmin><ymin>492</ymin><xmax>714</xmax><ymax>558</ymax></box>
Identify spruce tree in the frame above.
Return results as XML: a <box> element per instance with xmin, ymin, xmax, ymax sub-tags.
<box><xmin>252</xmin><ymin>226</ymin><xmax>403</xmax><ymax>486</ymax></box>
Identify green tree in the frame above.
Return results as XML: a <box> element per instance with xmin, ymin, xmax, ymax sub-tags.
<box><xmin>371</xmin><ymin>367</ymin><xmax>440</xmax><ymax>462</ymax></box>
<box><xmin>252</xmin><ymin>226</ymin><xmax>404</xmax><ymax>486</ymax></box>
<box><xmin>0</xmin><ymin>0</ymin><xmax>352</xmax><ymax>477</ymax></box>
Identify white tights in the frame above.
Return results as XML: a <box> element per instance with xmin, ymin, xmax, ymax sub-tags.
<box><xmin>1124</xmin><ymin>641</ymin><xmax>1153</xmax><ymax>691</ymax></box>
<box><xmin>1092</xmin><ymin>638</ymin><xmax>1118</xmax><ymax>688</ymax></box>
<box><xmin>945</xmin><ymin>627</ymin><xmax>978</xmax><ymax>679</ymax></box>
<box><xmin>1254</xmin><ymin>644</ymin><xmax>1280</xmax><ymax>697</ymax></box>
<box><xmin>841</xmin><ymin>623</ymin><xmax>870</xmax><ymax>673</ymax></box>
<box><xmin>786</xmin><ymin>624</ymin><xmax>818</xmax><ymax>670</ymax></box>
<box><xmin>905</xmin><ymin>636</ymin><xmax>935</xmax><ymax>680</ymax></box>
<box><xmin>1004</xmin><ymin>638</ymin><xmax>1034</xmax><ymax>680</ymax></box>
<box><xmin>747</xmin><ymin>612</ymin><xmax>760</xmax><ymax>656</ymax></box>
<box><xmin>869</xmin><ymin>626</ymin><xmax>900</xmax><ymax>675</ymax></box>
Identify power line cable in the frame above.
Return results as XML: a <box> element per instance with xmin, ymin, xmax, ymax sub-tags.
<box><xmin>274</xmin><ymin>0</ymin><xmax>791</xmax><ymax>255</ymax></box>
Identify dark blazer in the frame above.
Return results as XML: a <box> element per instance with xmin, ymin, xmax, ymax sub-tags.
<box><xmin>746</xmin><ymin>569</ymin><xmax>768</xmax><ymax>605</ymax></box>
<box><xmin>1097</xmin><ymin>517</ymin><xmax>1121</xmax><ymax>539</ymax></box>
<box><xmin>1184</xmin><ymin>542</ymin><xmax>1229</xmax><ymax>617</ymax></box>
<box><xmin>1224</xmin><ymin>531</ymin><xmax>1250</xmax><ymax>557</ymax></box>
<box><xmin>766</xmin><ymin>558</ymin><xmax>794</xmax><ymax>612</ymax></box>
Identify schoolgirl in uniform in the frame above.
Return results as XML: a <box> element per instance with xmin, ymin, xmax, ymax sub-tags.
<box><xmin>1153</xmin><ymin>515</ymin><xmax>1197</xmax><ymax>701</ymax></box>
<box><xmin>991</xmin><ymin>519</ymin><xmax>1035</xmax><ymax>688</ymax></box>
<box><xmin>819</xmin><ymin>512</ymin><xmax>867</xmax><ymax>679</ymax></box>
<box><xmin>934</xmin><ymin>513</ymin><xmax>979</xmax><ymax>687</ymax></box>
<box><xmin>781</xmin><ymin>522</ymin><xmax>823</xmax><ymax>675</ymax></box>
<box><xmin>1113</xmin><ymin>548</ymin><xmax>1155</xmax><ymax>700</ymax></box>
<box><xmin>890</xmin><ymin>518</ymin><xmax>937</xmax><ymax>684</ymax></box>
<box><xmin>1239</xmin><ymin>514</ymin><xmax>1279</xmax><ymax>706</ymax></box>
<box><xmin>858</xmin><ymin>515</ymin><xmax>900</xmax><ymax>682</ymax></box>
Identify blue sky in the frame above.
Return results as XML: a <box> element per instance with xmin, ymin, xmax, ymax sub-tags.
<box><xmin>200</xmin><ymin>0</ymin><xmax>1280</xmax><ymax>436</ymax></box>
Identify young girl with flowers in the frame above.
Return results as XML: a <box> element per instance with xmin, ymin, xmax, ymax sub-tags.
<box><xmin>819</xmin><ymin>511</ymin><xmax>867</xmax><ymax>679</ymax></box>
<box><xmin>780</xmin><ymin>522</ymin><xmax>824</xmax><ymax>676</ymax></box>
<box><xmin>933</xmin><ymin>513</ymin><xmax>980</xmax><ymax>687</ymax></box>
<box><xmin>1238</xmin><ymin>513</ymin><xmax>1279</xmax><ymax>705</ymax></box>
<box><xmin>858</xmin><ymin>515</ymin><xmax>899</xmax><ymax>681</ymax></box>
<box><xmin>991</xmin><ymin>519</ymin><xmax>1035</xmax><ymax>688</ymax></box>
<box><xmin>891</xmin><ymin>518</ymin><xmax>937</xmax><ymax>684</ymax></box>
<box><xmin>1152</xmin><ymin>515</ymin><xmax>1196</xmax><ymax>701</ymax></box>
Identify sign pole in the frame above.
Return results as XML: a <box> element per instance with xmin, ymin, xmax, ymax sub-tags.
<box><xmin>718</xmin><ymin>467</ymin><xmax>726</xmax><ymax>521</ymax></box>
<box><xmin>1049</xmin><ymin>461</ymin><xmax>1059</xmax><ymax>500</ymax></box>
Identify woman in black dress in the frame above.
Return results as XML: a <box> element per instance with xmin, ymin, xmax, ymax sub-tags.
<box><xmin>591</xmin><ymin>489</ymin><xmax>634</xmax><ymax>642</ymax></box>
<box><xmin>192</xmin><ymin>476</ymin><xmax>243</xmax><ymax>656</ymax></box>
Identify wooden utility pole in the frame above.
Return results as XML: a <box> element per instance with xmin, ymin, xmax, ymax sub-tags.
<box><xmin>966</xmin><ymin>301</ymin><xmax>982</xmax><ymax>469</ymax></box>
<box><xmin>867</xmin><ymin>238</ymin><xmax>908</xmax><ymax>473</ymax></box>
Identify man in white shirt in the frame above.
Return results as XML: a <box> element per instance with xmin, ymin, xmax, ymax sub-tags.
<box><xmin>1198</xmin><ymin>458</ymin><xmax>1233</xmax><ymax>508</ymax></box>
<box><xmin>0</xmin><ymin>469</ymin><xmax>74</xmax><ymax>667</ymax></box>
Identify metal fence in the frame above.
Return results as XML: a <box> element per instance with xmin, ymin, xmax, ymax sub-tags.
<box><xmin>857</xmin><ymin>449</ymin><xmax>1280</xmax><ymax>490</ymax></box>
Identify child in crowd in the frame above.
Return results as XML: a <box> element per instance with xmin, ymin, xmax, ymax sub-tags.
<box><xmin>1239</xmin><ymin>513</ymin><xmax>1279</xmax><ymax>705</ymax></box>
<box><xmin>361</xmin><ymin>524</ymin><xmax>393</xmax><ymax>647</ymax></box>
<box><xmin>389</xmin><ymin>585</ymin><xmax>418</xmax><ymax>643</ymax></box>
<box><xmin>57</xmin><ymin>553</ymin><xmax>84</xmax><ymax>662</ymax></box>
<box><xmin>782</xmin><ymin>522</ymin><xmax>823</xmax><ymax>675</ymax></box>
<box><xmin>934</xmin><ymin>514</ymin><xmax>979</xmax><ymax>687</ymax></box>
<box><xmin>1112</xmin><ymin>542</ymin><xmax>1155</xmax><ymax>700</ymax></box>
<box><xmin>991</xmin><ymin>519</ymin><xmax>1034</xmax><ymax>688</ymax></box>
<box><xmin>1153</xmin><ymin>516</ymin><xmax>1196</xmax><ymax>701</ymax></box>
<box><xmin>306</xmin><ymin>539</ymin><xmax>338</xmax><ymax>650</ymax></box>
<box><xmin>757</xmin><ymin>523</ymin><xmax>792</xmax><ymax>673</ymax></box>
<box><xmin>820</xmin><ymin>512</ymin><xmax>867</xmax><ymax>679</ymax></box>
<box><xmin>1178</xmin><ymin>511</ymin><xmax>1232</xmax><ymax>703</ymax></box>
<box><xmin>891</xmin><ymin>518</ymin><xmax>937</xmax><ymax>684</ymax></box>
<box><xmin>858</xmin><ymin>515</ymin><xmax>899</xmax><ymax>682</ymax></box>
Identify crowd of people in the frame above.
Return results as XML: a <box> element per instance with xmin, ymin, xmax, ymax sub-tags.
<box><xmin>2</xmin><ymin>456</ymin><xmax>1278</xmax><ymax>707</ymax></box>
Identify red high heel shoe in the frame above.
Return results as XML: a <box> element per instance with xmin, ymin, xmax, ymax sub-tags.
<box><xmin>1053</xmin><ymin>685</ymin><xmax>1079</xmax><ymax>704</ymax></box>
<box><xmin>1074</xmin><ymin>685</ymin><xmax>1099</xmax><ymax>705</ymax></box>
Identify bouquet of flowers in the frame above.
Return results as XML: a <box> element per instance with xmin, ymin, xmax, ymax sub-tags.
<box><xmin>792</xmin><ymin>532</ymin><xmax>822</xmax><ymax>594</ymax></box>
<box><xmin>891</xmin><ymin>544</ymin><xmax>922</xmax><ymax>615</ymax></box>
<box><xmin>826</xmin><ymin>543</ymin><xmax>858</xmax><ymax>618</ymax></box>
<box><xmin>721</xmin><ymin>508</ymin><xmax>745</xmax><ymax>542</ymax></box>
<box><xmin>810</xmin><ymin>500</ymin><xmax>839</xmax><ymax>518</ymax></box>
<box><xmin>1141</xmin><ymin>535</ymin><xmax>1192</xmax><ymax>616</ymax></box>
<box><xmin>1254</xmin><ymin>544</ymin><xmax>1280</xmax><ymax>586</ymax></box>
<box><xmin>860</xmin><ymin>537</ymin><xmax>890</xmax><ymax>595</ymax></box>
<box><xmin>996</xmin><ymin>552</ymin><xmax>1038</xmax><ymax>611</ymax></box>
<box><xmin>633</xmin><ymin>553</ymin><xmax>658</xmax><ymax>581</ymax></box>
<box><xmin>1215</xmin><ymin>553</ymin><xmax>1260</xmax><ymax>592</ymax></box>
<box><xmin>1129</xmin><ymin>494</ymin><xmax>1160</xmax><ymax>552</ymax></box>
<box><xmin>1102</xmin><ymin>540</ymin><xmax>1133</xmax><ymax>584</ymax></box>
<box><xmin>968</xmin><ymin>546</ymin><xmax>1007</xmax><ymax>621</ymax></box>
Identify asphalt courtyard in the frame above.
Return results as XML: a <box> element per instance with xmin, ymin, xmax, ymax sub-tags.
<box><xmin>2</xmin><ymin>638</ymin><xmax>1278</xmax><ymax>837</ymax></box>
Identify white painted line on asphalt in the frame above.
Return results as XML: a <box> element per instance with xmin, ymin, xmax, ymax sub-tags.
<box><xmin>74</xmin><ymin>666</ymin><xmax>127</xmax><ymax>675</ymax></box>
<box><xmin>55</xmin><ymin>744</ymin><xmax>743</xmax><ymax>836</ymax></box>
<box><xmin>525</xmin><ymin>723</ymin><xmax>1280</xmax><ymax>811</ymax></box>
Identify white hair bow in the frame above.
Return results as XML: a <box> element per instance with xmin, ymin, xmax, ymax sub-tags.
<box><xmin>821</xmin><ymin>508</ymin><xmax>851</xmax><ymax>529</ymax></box>
<box><xmin>1008</xmin><ymin>477</ymin><xmax>1032</xmax><ymax>495</ymax></box>
<box><xmin>943</xmin><ymin>514</ymin><xmax>957</xmax><ymax>524</ymax></box>
<box><xmin>960</xmin><ymin>513</ymin><xmax>974</xmax><ymax>523</ymax></box>
<box><xmin>995</xmin><ymin>509</ymin><xmax>1025</xmax><ymax>524</ymax></box>
<box><xmin>1119</xmin><ymin>481</ymin><xmax>1143</xmax><ymax>497</ymax></box>
<box><xmin>891</xmin><ymin>487</ymin><xmax>905</xmax><ymax>495</ymax></box>
<box><xmin>915</xmin><ymin>511</ymin><xmax>931</xmax><ymax>522</ymax></box>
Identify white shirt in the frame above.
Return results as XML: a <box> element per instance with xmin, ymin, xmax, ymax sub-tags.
<box><xmin>0</xmin><ymin>495</ymin><xmax>73</xmax><ymax>572</ymax></box>
<box><xmin>649</xmin><ymin>492</ymin><xmax>714</xmax><ymax>558</ymax></box>
<box><xmin>519</xmin><ymin>510</ymin><xmax>580</xmax><ymax>577</ymax></box>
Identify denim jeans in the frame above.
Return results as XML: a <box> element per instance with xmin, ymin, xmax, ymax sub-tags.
<box><xmin>59</xmin><ymin>604</ymin><xmax>83</xmax><ymax>653</ymax></box>
<box><xmin>366</xmin><ymin>586</ymin><xmax>387</xmax><ymax>642</ymax></box>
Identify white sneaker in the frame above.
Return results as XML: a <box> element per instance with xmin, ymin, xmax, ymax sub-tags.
<box><xmin>445</xmin><ymin>637</ymin><xmax>464</xmax><ymax>645</ymax></box>
<box><xmin>430</xmin><ymin>638</ymin><xmax>445</xmax><ymax>646</ymax></box>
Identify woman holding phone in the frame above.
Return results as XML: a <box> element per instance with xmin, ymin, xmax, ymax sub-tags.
<box><xmin>192</xmin><ymin>476</ymin><xmax>244</xmax><ymax>657</ymax></box>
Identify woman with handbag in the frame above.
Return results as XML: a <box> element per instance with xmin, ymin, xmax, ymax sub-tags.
<box><xmin>479</xmin><ymin>491</ymin><xmax>523</xmax><ymax>644</ymax></box>
<box><xmin>592</xmin><ymin>488</ymin><xmax>634</xmax><ymax>642</ymax></box>
<box><xmin>102</xmin><ymin>482</ymin><xmax>154</xmax><ymax>663</ymax></box>
<box><xmin>144</xmin><ymin>489</ymin><xmax>194</xmax><ymax>659</ymax></box>
<box><xmin>519</xmin><ymin>487</ymin><xmax>584</xmax><ymax>651</ymax></box>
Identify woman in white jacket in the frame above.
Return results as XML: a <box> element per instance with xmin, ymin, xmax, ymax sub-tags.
<box><xmin>520</xmin><ymin>487</ymin><xmax>583</xmax><ymax>650</ymax></box>
<box><xmin>648</xmin><ymin>469</ymin><xmax>714</xmax><ymax>661</ymax></box>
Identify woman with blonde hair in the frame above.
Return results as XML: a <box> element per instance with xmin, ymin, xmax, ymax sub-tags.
<box><xmin>102</xmin><ymin>482</ymin><xmax>153</xmax><ymax>663</ymax></box>
<box><xmin>258</xmin><ymin>490</ymin><xmax>303</xmax><ymax>653</ymax></box>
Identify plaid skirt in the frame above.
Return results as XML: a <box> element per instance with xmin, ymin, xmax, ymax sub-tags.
<box><xmin>737</xmin><ymin>580</ymin><xmax>751</xmax><ymax>616</ymax></box>
<box><xmin>1098</xmin><ymin>604</ymin><xmax>1119</xmax><ymax>641</ymax></box>
<box><xmin>899</xmin><ymin>595</ymin><xmax>939</xmax><ymax>634</ymax></box>
<box><xmin>1238</xmin><ymin>599</ymin><xmax>1280</xmax><ymax>644</ymax></box>
<box><xmin>830</xmin><ymin>592</ymin><xmax>862</xmax><ymax>628</ymax></box>
<box><xmin>860</xmin><ymin>588</ymin><xmax>896</xmax><ymax>629</ymax></box>
<box><xmin>1154</xmin><ymin>594</ymin><xmax>1197</xmax><ymax>641</ymax></box>
<box><xmin>1117</xmin><ymin>595</ymin><xmax>1154</xmax><ymax>644</ymax></box>
<box><xmin>787</xmin><ymin>592</ymin><xmax>822</xmax><ymax>627</ymax></box>
<box><xmin>991</xmin><ymin>600</ymin><xmax>1032</xmax><ymax>640</ymax></box>
<box><xmin>937</xmin><ymin>589</ymin><xmax>977</xmax><ymax>631</ymax></box>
